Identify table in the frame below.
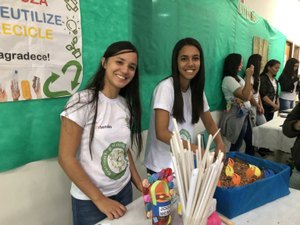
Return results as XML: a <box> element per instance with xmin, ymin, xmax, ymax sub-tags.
<box><xmin>97</xmin><ymin>188</ymin><xmax>300</xmax><ymax>225</ymax></box>
<box><xmin>252</xmin><ymin>115</ymin><xmax>296</xmax><ymax>153</ymax></box>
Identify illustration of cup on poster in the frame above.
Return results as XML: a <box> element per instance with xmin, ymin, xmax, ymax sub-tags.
<box><xmin>0</xmin><ymin>0</ymin><xmax>83</xmax><ymax>102</ymax></box>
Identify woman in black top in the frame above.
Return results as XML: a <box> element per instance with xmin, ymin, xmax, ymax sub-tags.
<box><xmin>278</xmin><ymin>58</ymin><xmax>299</xmax><ymax>111</ymax></box>
<box><xmin>259</xmin><ymin>59</ymin><xmax>281</xmax><ymax>121</ymax></box>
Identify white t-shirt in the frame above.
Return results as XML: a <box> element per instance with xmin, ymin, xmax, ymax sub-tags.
<box><xmin>61</xmin><ymin>90</ymin><xmax>131</xmax><ymax>200</ymax></box>
<box><xmin>280</xmin><ymin>81</ymin><xmax>298</xmax><ymax>101</ymax></box>
<box><xmin>251</xmin><ymin>77</ymin><xmax>260</xmax><ymax>103</ymax></box>
<box><xmin>269</xmin><ymin>77</ymin><xmax>278</xmax><ymax>102</ymax></box>
<box><xmin>144</xmin><ymin>77</ymin><xmax>209</xmax><ymax>172</ymax></box>
<box><xmin>222</xmin><ymin>76</ymin><xmax>251</xmax><ymax>109</ymax></box>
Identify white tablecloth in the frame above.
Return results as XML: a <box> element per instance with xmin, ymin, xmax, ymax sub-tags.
<box><xmin>252</xmin><ymin>116</ymin><xmax>296</xmax><ymax>153</ymax></box>
<box><xmin>97</xmin><ymin>188</ymin><xmax>300</xmax><ymax>225</ymax></box>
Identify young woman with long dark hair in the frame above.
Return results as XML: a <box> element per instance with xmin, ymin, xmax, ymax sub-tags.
<box><xmin>144</xmin><ymin>37</ymin><xmax>225</xmax><ymax>174</ymax></box>
<box><xmin>58</xmin><ymin>41</ymin><xmax>143</xmax><ymax>225</ymax></box>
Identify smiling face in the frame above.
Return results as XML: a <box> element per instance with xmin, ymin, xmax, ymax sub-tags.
<box><xmin>102</xmin><ymin>50</ymin><xmax>137</xmax><ymax>97</ymax></box>
<box><xmin>177</xmin><ymin>45</ymin><xmax>200</xmax><ymax>88</ymax></box>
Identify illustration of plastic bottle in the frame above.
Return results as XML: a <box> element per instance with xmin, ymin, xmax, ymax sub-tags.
<box><xmin>21</xmin><ymin>80</ymin><xmax>32</xmax><ymax>100</ymax></box>
<box><xmin>12</xmin><ymin>70</ymin><xmax>19</xmax><ymax>92</ymax></box>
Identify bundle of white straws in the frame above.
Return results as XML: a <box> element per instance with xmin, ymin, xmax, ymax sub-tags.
<box><xmin>170</xmin><ymin>118</ymin><xmax>224</xmax><ymax>225</ymax></box>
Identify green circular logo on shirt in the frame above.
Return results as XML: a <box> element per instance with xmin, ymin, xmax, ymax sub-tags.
<box><xmin>180</xmin><ymin>129</ymin><xmax>191</xmax><ymax>142</ymax></box>
<box><xmin>101</xmin><ymin>142</ymin><xmax>128</xmax><ymax>180</ymax></box>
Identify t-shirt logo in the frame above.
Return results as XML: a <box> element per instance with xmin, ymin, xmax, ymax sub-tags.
<box><xmin>101</xmin><ymin>142</ymin><xmax>128</xmax><ymax>180</ymax></box>
<box><xmin>180</xmin><ymin>129</ymin><xmax>191</xmax><ymax>142</ymax></box>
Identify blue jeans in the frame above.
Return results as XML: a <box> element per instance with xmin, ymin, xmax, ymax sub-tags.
<box><xmin>72</xmin><ymin>181</ymin><xmax>132</xmax><ymax>225</ymax></box>
<box><xmin>279</xmin><ymin>98</ymin><xmax>294</xmax><ymax>111</ymax></box>
<box><xmin>256</xmin><ymin>113</ymin><xmax>266</xmax><ymax>126</ymax></box>
<box><xmin>230</xmin><ymin>116</ymin><xmax>254</xmax><ymax>155</ymax></box>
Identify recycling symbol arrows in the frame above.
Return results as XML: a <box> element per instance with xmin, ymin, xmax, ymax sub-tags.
<box><xmin>43</xmin><ymin>60</ymin><xmax>82</xmax><ymax>98</ymax></box>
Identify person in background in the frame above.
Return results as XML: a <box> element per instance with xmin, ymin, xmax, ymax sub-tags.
<box><xmin>220</xmin><ymin>53</ymin><xmax>255</xmax><ymax>155</ymax></box>
<box><xmin>259</xmin><ymin>59</ymin><xmax>281</xmax><ymax>121</ymax></box>
<box><xmin>247</xmin><ymin>54</ymin><xmax>271</xmax><ymax>156</ymax></box>
<box><xmin>247</xmin><ymin>54</ymin><xmax>266</xmax><ymax>126</ymax></box>
<box><xmin>282</xmin><ymin>102</ymin><xmax>300</xmax><ymax>176</ymax></box>
<box><xmin>144</xmin><ymin>37</ymin><xmax>225</xmax><ymax>174</ymax></box>
<box><xmin>278</xmin><ymin>58</ymin><xmax>300</xmax><ymax>111</ymax></box>
<box><xmin>58</xmin><ymin>41</ymin><xmax>143</xmax><ymax>225</ymax></box>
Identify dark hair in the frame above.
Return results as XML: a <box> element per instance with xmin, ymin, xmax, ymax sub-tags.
<box><xmin>260</xmin><ymin>59</ymin><xmax>281</xmax><ymax>76</ymax></box>
<box><xmin>171</xmin><ymin>37</ymin><xmax>205</xmax><ymax>124</ymax></box>
<box><xmin>279</xmin><ymin>57</ymin><xmax>299</xmax><ymax>79</ymax></box>
<box><xmin>223</xmin><ymin>53</ymin><xmax>242</xmax><ymax>82</ymax></box>
<box><xmin>246</xmin><ymin>54</ymin><xmax>262</xmax><ymax>93</ymax></box>
<box><xmin>67</xmin><ymin>41</ymin><xmax>142</xmax><ymax>158</ymax></box>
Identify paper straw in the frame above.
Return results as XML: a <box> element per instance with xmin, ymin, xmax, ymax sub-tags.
<box><xmin>172</xmin><ymin>118</ymin><xmax>184</xmax><ymax>151</ymax></box>
<box><xmin>170</xmin><ymin>120</ymin><xmax>224</xmax><ymax>225</ymax></box>
<box><xmin>197</xmin><ymin>134</ymin><xmax>202</xmax><ymax>165</ymax></box>
<box><xmin>187</xmin><ymin>140</ymin><xmax>191</xmax><ymax>152</ymax></box>
<box><xmin>179</xmin><ymin>150</ymin><xmax>189</xmax><ymax>201</ymax></box>
<box><xmin>188</xmin><ymin>166</ymin><xmax>204</xmax><ymax>222</ymax></box>
<box><xmin>185</xmin><ymin>168</ymin><xmax>199</xmax><ymax>217</ymax></box>
<box><xmin>171</xmin><ymin>155</ymin><xmax>186</xmax><ymax>212</ymax></box>
<box><xmin>212</xmin><ymin>128</ymin><xmax>221</xmax><ymax>140</ymax></box>
<box><xmin>193</xmin><ymin>165</ymin><xmax>215</xmax><ymax>218</ymax></box>
<box><xmin>172</xmin><ymin>131</ymin><xmax>181</xmax><ymax>155</ymax></box>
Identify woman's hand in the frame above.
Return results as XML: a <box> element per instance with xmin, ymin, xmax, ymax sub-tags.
<box><xmin>272</xmin><ymin>104</ymin><xmax>280</xmax><ymax>112</ymax></box>
<box><xmin>10</xmin><ymin>81</ymin><xmax>20</xmax><ymax>101</ymax></box>
<box><xmin>32</xmin><ymin>77</ymin><xmax>42</xmax><ymax>98</ymax></box>
<box><xmin>216</xmin><ymin>142</ymin><xmax>226</xmax><ymax>155</ymax></box>
<box><xmin>245</xmin><ymin>65</ymin><xmax>254</xmax><ymax>79</ymax></box>
<box><xmin>257</xmin><ymin>105</ymin><xmax>264</xmax><ymax>114</ymax></box>
<box><xmin>94</xmin><ymin>196</ymin><xmax>127</xmax><ymax>220</ymax></box>
<box><xmin>0</xmin><ymin>87</ymin><xmax>7</xmax><ymax>102</ymax></box>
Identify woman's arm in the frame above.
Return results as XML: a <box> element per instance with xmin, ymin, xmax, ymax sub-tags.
<box><xmin>250</xmin><ymin>95</ymin><xmax>264</xmax><ymax>114</ymax></box>
<box><xmin>262</xmin><ymin>95</ymin><xmax>280</xmax><ymax>111</ymax></box>
<box><xmin>58</xmin><ymin>117</ymin><xmax>126</xmax><ymax>220</ymax></box>
<box><xmin>128</xmin><ymin>150</ymin><xmax>142</xmax><ymax>192</ymax></box>
<box><xmin>200</xmin><ymin>111</ymin><xmax>226</xmax><ymax>156</ymax></box>
<box><xmin>155</xmin><ymin>108</ymin><xmax>173</xmax><ymax>145</ymax></box>
<box><xmin>250</xmin><ymin>96</ymin><xmax>259</xmax><ymax>108</ymax></box>
<box><xmin>233</xmin><ymin>66</ymin><xmax>254</xmax><ymax>101</ymax></box>
<box><xmin>257</xmin><ymin>95</ymin><xmax>264</xmax><ymax>114</ymax></box>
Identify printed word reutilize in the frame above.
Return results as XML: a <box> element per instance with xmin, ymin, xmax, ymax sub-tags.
<box><xmin>0</xmin><ymin>5</ymin><xmax>63</xmax><ymax>40</ymax></box>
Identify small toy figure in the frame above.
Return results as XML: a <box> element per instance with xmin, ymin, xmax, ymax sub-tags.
<box><xmin>142</xmin><ymin>168</ymin><xmax>175</xmax><ymax>225</ymax></box>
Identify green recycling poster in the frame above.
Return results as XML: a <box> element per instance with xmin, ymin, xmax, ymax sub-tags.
<box><xmin>0</xmin><ymin>0</ymin><xmax>83</xmax><ymax>102</ymax></box>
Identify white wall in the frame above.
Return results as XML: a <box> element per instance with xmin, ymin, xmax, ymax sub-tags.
<box><xmin>245</xmin><ymin>0</ymin><xmax>300</xmax><ymax>45</ymax></box>
<box><xmin>0</xmin><ymin>159</ymin><xmax>72</xmax><ymax>225</ymax></box>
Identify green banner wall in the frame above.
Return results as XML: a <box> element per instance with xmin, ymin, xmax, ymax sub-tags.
<box><xmin>133</xmin><ymin>0</ymin><xmax>286</xmax><ymax>128</ymax></box>
<box><xmin>0</xmin><ymin>0</ymin><xmax>286</xmax><ymax>171</ymax></box>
